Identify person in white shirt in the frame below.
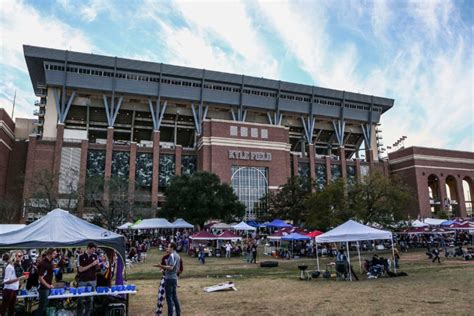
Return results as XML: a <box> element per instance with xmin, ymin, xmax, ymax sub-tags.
<box><xmin>225</xmin><ymin>242</ymin><xmax>232</xmax><ymax>259</ymax></box>
<box><xmin>1</xmin><ymin>252</ymin><xmax>29</xmax><ymax>316</ymax></box>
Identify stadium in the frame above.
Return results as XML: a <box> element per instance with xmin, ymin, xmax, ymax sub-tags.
<box><xmin>1</xmin><ymin>45</ymin><xmax>471</xmax><ymax>221</ymax></box>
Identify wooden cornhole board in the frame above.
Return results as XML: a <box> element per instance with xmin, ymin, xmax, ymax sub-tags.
<box><xmin>203</xmin><ymin>282</ymin><xmax>238</xmax><ymax>293</ymax></box>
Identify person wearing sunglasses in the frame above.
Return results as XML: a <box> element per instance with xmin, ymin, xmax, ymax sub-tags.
<box><xmin>1</xmin><ymin>252</ymin><xmax>29</xmax><ymax>316</ymax></box>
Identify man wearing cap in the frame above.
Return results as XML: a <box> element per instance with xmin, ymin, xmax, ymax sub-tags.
<box><xmin>76</xmin><ymin>243</ymin><xmax>99</xmax><ymax>316</ymax></box>
<box><xmin>36</xmin><ymin>248</ymin><xmax>56</xmax><ymax>316</ymax></box>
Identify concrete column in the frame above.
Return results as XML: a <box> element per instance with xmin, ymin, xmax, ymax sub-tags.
<box><xmin>308</xmin><ymin>144</ymin><xmax>316</xmax><ymax>191</ymax></box>
<box><xmin>325</xmin><ymin>156</ymin><xmax>331</xmax><ymax>185</ymax></box>
<box><xmin>23</xmin><ymin>136</ymin><xmax>37</xmax><ymax>201</ymax></box>
<box><xmin>52</xmin><ymin>124</ymin><xmax>65</xmax><ymax>193</ymax></box>
<box><xmin>340</xmin><ymin>147</ymin><xmax>347</xmax><ymax>181</ymax></box>
<box><xmin>129</xmin><ymin>142</ymin><xmax>137</xmax><ymax>205</ymax></box>
<box><xmin>416</xmin><ymin>171</ymin><xmax>431</xmax><ymax>219</ymax></box>
<box><xmin>175</xmin><ymin>145</ymin><xmax>182</xmax><ymax>176</ymax></box>
<box><xmin>292</xmin><ymin>153</ymin><xmax>299</xmax><ymax>178</ymax></box>
<box><xmin>103</xmin><ymin>127</ymin><xmax>114</xmax><ymax>206</ymax></box>
<box><xmin>456</xmin><ymin>177</ymin><xmax>467</xmax><ymax>217</ymax></box>
<box><xmin>78</xmin><ymin>140</ymin><xmax>89</xmax><ymax>215</ymax></box>
<box><xmin>355</xmin><ymin>158</ymin><xmax>361</xmax><ymax>183</ymax></box>
<box><xmin>151</xmin><ymin>131</ymin><xmax>160</xmax><ymax>208</ymax></box>
<box><xmin>366</xmin><ymin>149</ymin><xmax>375</xmax><ymax>165</ymax></box>
<box><xmin>439</xmin><ymin>175</ymin><xmax>448</xmax><ymax>216</ymax></box>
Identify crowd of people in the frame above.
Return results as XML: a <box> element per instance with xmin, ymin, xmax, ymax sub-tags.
<box><xmin>1</xmin><ymin>224</ymin><xmax>472</xmax><ymax>315</ymax></box>
<box><xmin>1</xmin><ymin>243</ymin><xmax>114</xmax><ymax>316</ymax></box>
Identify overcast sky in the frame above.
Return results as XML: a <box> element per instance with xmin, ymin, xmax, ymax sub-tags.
<box><xmin>1</xmin><ymin>0</ymin><xmax>472</xmax><ymax>151</ymax></box>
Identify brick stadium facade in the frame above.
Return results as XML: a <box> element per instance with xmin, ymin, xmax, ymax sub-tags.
<box><xmin>389</xmin><ymin>147</ymin><xmax>474</xmax><ymax>219</ymax></box>
<box><xmin>17</xmin><ymin>45</ymin><xmax>395</xmax><ymax>221</ymax></box>
<box><xmin>0</xmin><ymin>108</ymin><xmax>15</xmax><ymax>198</ymax></box>
<box><xmin>3</xmin><ymin>44</ymin><xmax>468</xmax><ymax>222</ymax></box>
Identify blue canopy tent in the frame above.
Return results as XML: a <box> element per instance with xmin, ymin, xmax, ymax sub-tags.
<box><xmin>281</xmin><ymin>233</ymin><xmax>311</xmax><ymax>241</ymax></box>
<box><xmin>267</xmin><ymin>219</ymin><xmax>292</xmax><ymax>228</ymax></box>
<box><xmin>281</xmin><ymin>233</ymin><xmax>310</xmax><ymax>258</ymax></box>
<box><xmin>440</xmin><ymin>220</ymin><xmax>456</xmax><ymax>226</ymax></box>
<box><xmin>246</xmin><ymin>220</ymin><xmax>262</xmax><ymax>228</ymax></box>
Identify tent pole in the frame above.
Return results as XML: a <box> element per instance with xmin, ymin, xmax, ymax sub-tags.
<box><xmin>316</xmin><ymin>242</ymin><xmax>320</xmax><ymax>271</ymax></box>
<box><xmin>391</xmin><ymin>236</ymin><xmax>397</xmax><ymax>273</ymax></box>
<box><xmin>357</xmin><ymin>241</ymin><xmax>362</xmax><ymax>274</ymax></box>
<box><xmin>346</xmin><ymin>241</ymin><xmax>352</xmax><ymax>281</ymax></box>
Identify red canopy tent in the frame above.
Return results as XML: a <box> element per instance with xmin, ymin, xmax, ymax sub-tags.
<box><xmin>448</xmin><ymin>222</ymin><xmax>474</xmax><ymax>229</ymax></box>
<box><xmin>306</xmin><ymin>230</ymin><xmax>323</xmax><ymax>238</ymax></box>
<box><xmin>217</xmin><ymin>230</ymin><xmax>242</xmax><ymax>240</ymax></box>
<box><xmin>189</xmin><ymin>231</ymin><xmax>217</xmax><ymax>240</ymax></box>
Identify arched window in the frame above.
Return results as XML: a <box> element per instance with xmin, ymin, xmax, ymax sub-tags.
<box><xmin>463</xmin><ymin>178</ymin><xmax>473</xmax><ymax>216</ymax></box>
<box><xmin>445</xmin><ymin>175</ymin><xmax>458</xmax><ymax>216</ymax></box>
<box><xmin>427</xmin><ymin>175</ymin><xmax>440</xmax><ymax>213</ymax></box>
<box><xmin>231</xmin><ymin>167</ymin><xmax>268</xmax><ymax>220</ymax></box>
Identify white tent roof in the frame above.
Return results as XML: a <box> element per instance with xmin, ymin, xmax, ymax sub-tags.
<box><xmin>412</xmin><ymin>220</ymin><xmax>429</xmax><ymax>228</ymax></box>
<box><xmin>232</xmin><ymin>221</ymin><xmax>256</xmax><ymax>231</ymax></box>
<box><xmin>131</xmin><ymin>218</ymin><xmax>172</xmax><ymax>229</ymax></box>
<box><xmin>316</xmin><ymin>220</ymin><xmax>392</xmax><ymax>243</ymax></box>
<box><xmin>0</xmin><ymin>224</ymin><xmax>26</xmax><ymax>234</ymax></box>
<box><xmin>423</xmin><ymin>218</ymin><xmax>445</xmax><ymax>226</ymax></box>
<box><xmin>117</xmin><ymin>222</ymin><xmax>134</xmax><ymax>230</ymax></box>
<box><xmin>0</xmin><ymin>209</ymin><xmax>125</xmax><ymax>260</ymax></box>
<box><xmin>171</xmin><ymin>218</ymin><xmax>194</xmax><ymax>229</ymax></box>
<box><xmin>210</xmin><ymin>223</ymin><xmax>232</xmax><ymax>230</ymax></box>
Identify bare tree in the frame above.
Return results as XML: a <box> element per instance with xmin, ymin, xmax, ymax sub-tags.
<box><xmin>27</xmin><ymin>169</ymin><xmax>80</xmax><ymax>214</ymax></box>
<box><xmin>84</xmin><ymin>175</ymin><xmax>133</xmax><ymax>230</ymax></box>
<box><xmin>0</xmin><ymin>197</ymin><xmax>21</xmax><ymax>223</ymax></box>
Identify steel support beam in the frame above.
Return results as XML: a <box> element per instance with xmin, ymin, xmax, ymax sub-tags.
<box><xmin>231</xmin><ymin>107</ymin><xmax>247</xmax><ymax>122</ymax></box>
<box><xmin>191</xmin><ymin>103</ymin><xmax>208</xmax><ymax>135</ymax></box>
<box><xmin>60</xmin><ymin>91</ymin><xmax>76</xmax><ymax>123</ymax></box>
<box><xmin>266</xmin><ymin>111</ymin><xmax>283</xmax><ymax>125</ymax></box>
<box><xmin>103</xmin><ymin>95</ymin><xmax>123</xmax><ymax>127</ymax></box>
<box><xmin>361</xmin><ymin>123</ymin><xmax>372</xmax><ymax>149</ymax></box>
<box><xmin>148</xmin><ymin>99</ymin><xmax>168</xmax><ymax>131</ymax></box>
<box><xmin>332</xmin><ymin>120</ymin><xmax>346</xmax><ymax>147</ymax></box>
<box><xmin>301</xmin><ymin>115</ymin><xmax>316</xmax><ymax>144</ymax></box>
<box><xmin>53</xmin><ymin>89</ymin><xmax>61</xmax><ymax>122</ymax></box>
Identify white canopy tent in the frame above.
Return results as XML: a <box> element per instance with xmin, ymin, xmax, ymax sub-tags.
<box><xmin>411</xmin><ymin>220</ymin><xmax>429</xmax><ymax>228</ymax></box>
<box><xmin>315</xmin><ymin>220</ymin><xmax>395</xmax><ymax>280</ymax></box>
<box><xmin>210</xmin><ymin>223</ymin><xmax>232</xmax><ymax>230</ymax></box>
<box><xmin>117</xmin><ymin>222</ymin><xmax>134</xmax><ymax>230</ymax></box>
<box><xmin>0</xmin><ymin>224</ymin><xmax>26</xmax><ymax>234</ymax></box>
<box><xmin>171</xmin><ymin>218</ymin><xmax>194</xmax><ymax>229</ymax></box>
<box><xmin>423</xmin><ymin>218</ymin><xmax>446</xmax><ymax>226</ymax></box>
<box><xmin>0</xmin><ymin>209</ymin><xmax>126</xmax><ymax>261</ymax></box>
<box><xmin>130</xmin><ymin>218</ymin><xmax>172</xmax><ymax>230</ymax></box>
<box><xmin>232</xmin><ymin>221</ymin><xmax>256</xmax><ymax>231</ymax></box>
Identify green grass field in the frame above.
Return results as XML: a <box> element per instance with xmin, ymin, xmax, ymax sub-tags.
<box><xmin>126</xmin><ymin>249</ymin><xmax>474</xmax><ymax>315</ymax></box>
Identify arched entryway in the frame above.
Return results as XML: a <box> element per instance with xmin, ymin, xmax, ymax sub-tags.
<box><xmin>462</xmin><ymin>177</ymin><xmax>473</xmax><ymax>216</ymax></box>
<box><xmin>231</xmin><ymin>166</ymin><xmax>268</xmax><ymax>220</ymax></box>
<box><xmin>445</xmin><ymin>175</ymin><xmax>459</xmax><ymax>216</ymax></box>
<box><xmin>427</xmin><ymin>174</ymin><xmax>441</xmax><ymax>214</ymax></box>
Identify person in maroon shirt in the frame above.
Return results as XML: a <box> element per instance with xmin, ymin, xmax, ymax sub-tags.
<box><xmin>36</xmin><ymin>248</ymin><xmax>56</xmax><ymax>316</ymax></box>
<box><xmin>76</xmin><ymin>243</ymin><xmax>99</xmax><ymax>316</ymax></box>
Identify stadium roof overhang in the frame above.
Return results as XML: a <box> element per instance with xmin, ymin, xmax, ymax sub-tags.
<box><xmin>23</xmin><ymin>45</ymin><xmax>394</xmax><ymax>120</ymax></box>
